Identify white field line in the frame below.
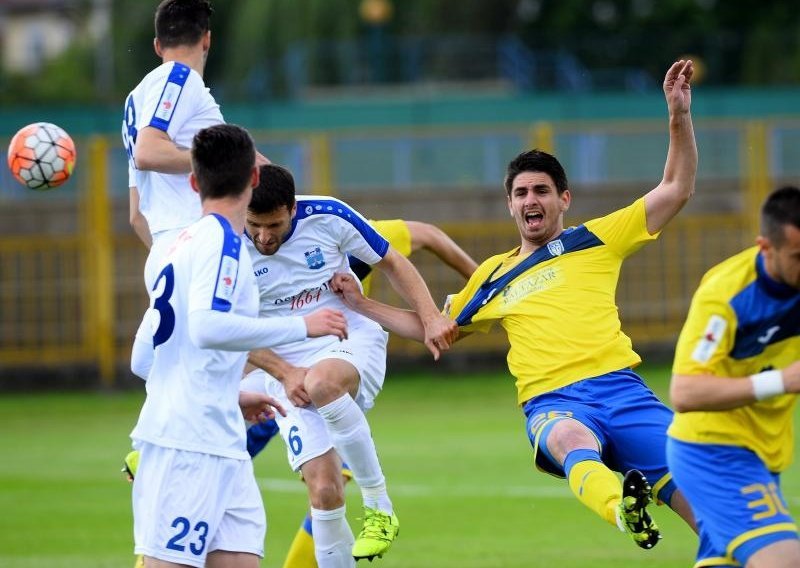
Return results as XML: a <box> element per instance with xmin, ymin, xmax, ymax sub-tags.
<box><xmin>257</xmin><ymin>477</ymin><xmax>571</xmax><ymax>498</ymax></box>
<box><xmin>257</xmin><ymin>477</ymin><xmax>800</xmax><ymax>505</ymax></box>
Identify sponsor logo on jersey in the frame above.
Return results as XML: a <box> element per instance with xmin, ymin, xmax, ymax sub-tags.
<box><xmin>216</xmin><ymin>255</ymin><xmax>238</xmax><ymax>301</ymax></box>
<box><xmin>254</xmin><ymin>266</ymin><xmax>269</xmax><ymax>277</ymax></box>
<box><xmin>304</xmin><ymin>246</ymin><xmax>325</xmax><ymax>270</ymax></box>
<box><xmin>546</xmin><ymin>239</ymin><xmax>564</xmax><ymax>256</ymax></box>
<box><xmin>757</xmin><ymin>325</ymin><xmax>780</xmax><ymax>344</ymax></box>
<box><xmin>691</xmin><ymin>314</ymin><xmax>727</xmax><ymax>363</ymax></box>
<box><xmin>154</xmin><ymin>81</ymin><xmax>182</xmax><ymax>123</ymax></box>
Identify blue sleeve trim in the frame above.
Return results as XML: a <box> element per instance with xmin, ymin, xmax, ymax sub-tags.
<box><xmin>294</xmin><ymin>198</ymin><xmax>389</xmax><ymax>257</ymax></box>
<box><xmin>148</xmin><ymin>63</ymin><xmax>191</xmax><ymax>132</ymax></box>
<box><xmin>209</xmin><ymin>213</ymin><xmax>242</xmax><ymax>312</ymax></box>
<box><xmin>454</xmin><ymin>226</ymin><xmax>604</xmax><ymax>326</ymax></box>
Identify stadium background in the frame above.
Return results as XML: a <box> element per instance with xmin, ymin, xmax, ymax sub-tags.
<box><xmin>1</xmin><ymin>1</ymin><xmax>800</xmax><ymax>566</ymax></box>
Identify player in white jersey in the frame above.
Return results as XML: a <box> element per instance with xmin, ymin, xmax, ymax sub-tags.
<box><xmin>243</xmin><ymin>164</ymin><xmax>458</xmax><ymax>565</ymax></box>
<box><xmin>121</xmin><ymin>0</ymin><xmax>225</xmax><ymax>288</ymax></box>
<box><xmin>131</xmin><ymin>124</ymin><xmax>348</xmax><ymax>568</ymax></box>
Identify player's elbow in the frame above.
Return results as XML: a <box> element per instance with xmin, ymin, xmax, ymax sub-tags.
<box><xmin>188</xmin><ymin>311</ymin><xmax>217</xmax><ymax>349</ymax></box>
<box><xmin>669</xmin><ymin>376</ymin><xmax>694</xmax><ymax>413</ymax></box>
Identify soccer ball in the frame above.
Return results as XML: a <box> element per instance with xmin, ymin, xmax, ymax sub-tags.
<box><xmin>7</xmin><ymin>122</ymin><xmax>76</xmax><ymax>190</ymax></box>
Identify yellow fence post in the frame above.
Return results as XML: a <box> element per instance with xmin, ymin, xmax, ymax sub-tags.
<box><xmin>309</xmin><ymin>132</ymin><xmax>333</xmax><ymax>195</ymax></box>
<box><xmin>81</xmin><ymin>136</ymin><xmax>116</xmax><ymax>386</ymax></box>
<box><xmin>743</xmin><ymin>120</ymin><xmax>770</xmax><ymax>235</ymax></box>
<box><xmin>530</xmin><ymin>121</ymin><xmax>555</xmax><ymax>153</ymax></box>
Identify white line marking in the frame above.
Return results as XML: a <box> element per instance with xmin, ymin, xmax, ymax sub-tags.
<box><xmin>257</xmin><ymin>477</ymin><xmax>571</xmax><ymax>499</ymax></box>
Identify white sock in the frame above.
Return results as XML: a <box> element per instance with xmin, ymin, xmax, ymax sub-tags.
<box><xmin>311</xmin><ymin>506</ymin><xmax>355</xmax><ymax>568</ymax></box>
<box><xmin>317</xmin><ymin>394</ymin><xmax>392</xmax><ymax>512</ymax></box>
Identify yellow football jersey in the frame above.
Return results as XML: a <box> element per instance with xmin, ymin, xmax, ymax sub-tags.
<box><xmin>360</xmin><ymin>219</ymin><xmax>413</xmax><ymax>297</ymax></box>
<box><xmin>445</xmin><ymin>198</ymin><xmax>658</xmax><ymax>405</ymax></box>
<box><xmin>668</xmin><ymin>246</ymin><xmax>800</xmax><ymax>472</ymax></box>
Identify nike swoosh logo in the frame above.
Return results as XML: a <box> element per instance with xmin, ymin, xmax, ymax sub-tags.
<box><xmin>757</xmin><ymin>326</ymin><xmax>780</xmax><ymax>344</ymax></box>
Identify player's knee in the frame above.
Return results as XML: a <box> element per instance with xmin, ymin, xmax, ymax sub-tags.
<box><xmin>307</xmin><ymin>476</ymin><xmax>346</xmax><ymax>509</ymax></box>
<box><xmin>304</xmin><ymin>371</ymin><xmax>353</xmax><ymax>405</ymax></box>
<box><xmin>546</xmin><ymin>419</ymin><xmax>599</xmax><ymax>463</ymax></box>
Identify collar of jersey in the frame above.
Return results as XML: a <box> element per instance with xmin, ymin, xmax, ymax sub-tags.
<box><xmin>756</xmin><ymin>252</ymin><xmax>798</xmax><ymax>299</ymax></box>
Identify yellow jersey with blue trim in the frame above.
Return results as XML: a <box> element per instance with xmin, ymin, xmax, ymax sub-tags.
<box><xmin>445</xmin><ymin>197</ymin><xmax>658</xmax><ymax>405</ymax></box>
<box><xmin>668</xmin><ymin>246</ymin><xmax>800</xmax><ymax>472</ymax></box>
<box><xmin>359</xmin><ymin>220</ymin><xmax>412</xmax><ymax>297</ymax></box>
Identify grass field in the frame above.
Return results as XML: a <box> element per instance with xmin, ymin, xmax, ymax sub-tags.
<box><xmin>1</xmin><ymin>364</ymin><xmax>793</xmax><ymax>567</ymax></box>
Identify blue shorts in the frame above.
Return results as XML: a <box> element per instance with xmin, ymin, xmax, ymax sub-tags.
<box><xmin>522</xmin><ymin>368</ymin><xmax>677</xmax><ymax>504</ymax></box>
<box><xmin>667</xmin><ymin>438</ymin><xmax>798</xmax><ymax>567</ymax></box>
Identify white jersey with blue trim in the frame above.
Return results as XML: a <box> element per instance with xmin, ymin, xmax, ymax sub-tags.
<box><xmin>131</xmin><ymin>214</ymin><xmax>258</xmax><ymax>460</ymax></box>
<box><xmin>247</xmin><ymin>195</ymin><xmax>389</xmax><ymax>361</ymax></box>
<box><xmin>121</xmin><ymin>61</ymin><xmax>224</xmax><ymax>235</ymax></box>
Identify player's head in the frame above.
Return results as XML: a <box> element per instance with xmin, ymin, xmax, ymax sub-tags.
<box><xmin>246</xmin><ymin>164</ymin><xmax>298</xmax><ymax>256</ymax></box>
<box><xmin>504</xmin><ymin>149</ymin><xmax>571</xmax><ymax>249</ymax></box>
<box><xmin>154</xmin><ymin>0</ymin><xmax>212</xmax><ymax>51</ymax></box>
<box><xmin>757</xmin><ymin>185</ymin><xmax>800</xmax><ymax>289</ymax></box>
<box><xmin>190</xmin><ymin>124</ymin><xmax>256</xmax><ymax>202</ymax></box>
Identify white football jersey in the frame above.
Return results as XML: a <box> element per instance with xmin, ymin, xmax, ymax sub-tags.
<box><xmin>247</xmin><ymin>195</ymin><xmax>389</xmax><ymax>362</ymax></box>
<box><xmin>121</xmin><ymin>61</ymin><xmax>224</xmax><ymax>235</ymax></box>
<box><xmin>131</xmin><ymin>214</ymin><xmax>258</xmax><ymax>459</ymax></box>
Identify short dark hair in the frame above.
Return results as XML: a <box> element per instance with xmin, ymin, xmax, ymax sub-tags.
<box><xmin>190</xmin><ymin>124</ymin><xmax>255</xmax><ymax>200</ymax></box>
<box><xmin>761</xmin><ymin>185</ymin><xmax>800</xmax><ymax>247</ymax></box>
<box><xmin>154</xmin><ymin>0</ymin><xmax>212</xmax><ymax>48</ymax></box>
<box><xmin>504</xmin><ymin>149</ymin><xmax>568</xmax><ymax>196</ymax></box>
<box><xmin>249</xmin><ymin>164</ymin><xmax>297</xmax><ymax>215</ymax></box>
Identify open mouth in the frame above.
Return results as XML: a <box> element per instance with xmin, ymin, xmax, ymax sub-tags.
<box><xmin>524</xmin><ymin>211</ymin><xmax>544</xmax><ymax>228</ymax></box>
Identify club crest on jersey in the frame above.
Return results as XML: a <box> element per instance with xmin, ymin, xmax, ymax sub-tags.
<box><xmin>304</xmin><ymin>246</ymin><xmax>325</xmax><ymax>270</ymax></box>
<box><xmin>547</xmin><ymin>239</ymin><xmax>564</xmax><ymax>256</ymax></box>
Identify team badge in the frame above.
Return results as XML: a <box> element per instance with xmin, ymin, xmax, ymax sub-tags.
<box><xmin>304</xmin><ymin>246</ymin><xmax>326</xmax><ymax>270</ymax></box>
<box><xmin>547</xmin><ymin>239</ymin><xmax>564</xmax><ymax>256</ymax></box>
<box><xmin>691</xmin><ymin>314</ymin><xmax>727</xmax><ymax>363</ymax></box>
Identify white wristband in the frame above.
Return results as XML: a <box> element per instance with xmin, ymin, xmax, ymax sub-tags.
<box><xmin>750</xmin><ymin>370</ymin><xmax>785</xmax><ymax>401</ymax></box>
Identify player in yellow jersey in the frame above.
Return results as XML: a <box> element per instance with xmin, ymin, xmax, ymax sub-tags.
<box><xmin>331</xmin><ymin>59</ymin><xmax>699</xmax><ymax>553</ymax></box>
<box><xmin>667</xmin><ymin>186</ymin><xmax>800</xmax><ymax>568</ymax></box>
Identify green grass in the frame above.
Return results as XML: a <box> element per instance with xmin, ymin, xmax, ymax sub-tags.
<box><xmin>0</xmin><ymin>365</ymin><xmax>776</xmax><ymax>567</ymax></box>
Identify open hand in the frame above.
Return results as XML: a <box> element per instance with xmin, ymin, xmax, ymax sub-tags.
<box><xmin>664</xmin><ymin>59</ymin><xmax>693</xmax><ymax>115</ymax></box>
<box><xmin>239</xmin><ymin>390</ymin><xmax>286</xmax><ymax>423</ymax></box>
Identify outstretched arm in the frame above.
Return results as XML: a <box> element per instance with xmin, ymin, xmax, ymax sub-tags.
<box><xmin>331</xmin><ymin>272</ymin><xmax>455</xmax><ymax>360</ymax></box>
<box><xmin>406</xmin><ymin>221</ymin><xmax>478</xmax><ymax>279</ymax></box>
<box><xmin>671</xmin><ymin>361</ymin><xmax>800</xmax><ymax>412</ymax></box>
<box><xmin>375</xmin><ymin>249</ymin><xmax>459</xmax><ymax>356</ymax></box>
<box><xmin>644</xmin><ymin>59</ymin><xmax>697</xmax><ymax>235</ymax></box>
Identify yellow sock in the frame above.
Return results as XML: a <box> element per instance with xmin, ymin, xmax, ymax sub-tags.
<box><xmin>566</xmin><ymin>458</ymin><xmax>621</xmax><ymax>527</ymax></box>
<box><xmin>133</xmin><ymin>555</ymin><xmax>144</xmax><ymax>568</ymax></box>
<box><xmin>282</xmin><ymin>522</ymin><xmax>317</xmax><ymax>568</ymax></box>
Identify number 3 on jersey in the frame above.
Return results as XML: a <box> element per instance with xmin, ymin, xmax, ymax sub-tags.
<box><xmin>152</xmin><ymin>264</ymin><xmax>176</xmax><ymax>347</ymax></box>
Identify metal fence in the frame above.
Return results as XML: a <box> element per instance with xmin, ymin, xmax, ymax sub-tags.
<box><xmin>0</xmin><ymin>117</ymin><xmax>792</xmax><ymax>384</ymax></box>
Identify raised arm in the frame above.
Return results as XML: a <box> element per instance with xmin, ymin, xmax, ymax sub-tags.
<box><xmin>671</xmin><ymin>361</ymin><xmax>800</xmax><ymax>412</ymax></box>
<box><xmin>643</xmin><ymin>59</ymin><xmax>697</xmax><ymax>235</ymax></box>
<box><xmin>374</xmin><ymin>248</ymin><xmax>459</xmax><ymax>355</ymax></box>
<box><xmin>406</xmin><ymin>221</ymin><xmax>478</xmax><ymax>279</ymax></box>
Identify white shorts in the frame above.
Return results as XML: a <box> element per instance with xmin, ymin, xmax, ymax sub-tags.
<box><xmin>246</xmin><ymin>324</ymin><xmax>388</xmax><ymax>471</ymax></box>
<box><xmin>132</xmin><ymin>442</ymin><xmax>265</xmax><ymax>567</ymax></box>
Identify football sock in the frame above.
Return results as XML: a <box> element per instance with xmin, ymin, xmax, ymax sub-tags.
<box><xmin>281</xmin><ymin>513</ymin><xmax>317</xmax><ymax>568</ymax></box>
<box><xmin>310</xmin><ymin>506</ymin><xmax>355</xmax><ymax>568</ymax></box>
<box><xmin>317</xmin><ymin>394</ymin><xmax>390</xmax><ymax>509</ymax></box>
<box><xmin>564</xmin><ymin>448</ymin><xmax>620</xmax><ymax>526</ymax></box>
